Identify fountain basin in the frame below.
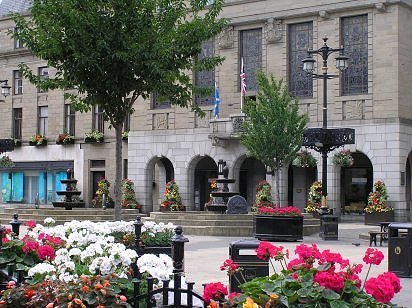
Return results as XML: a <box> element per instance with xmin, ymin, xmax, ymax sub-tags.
<box><xmin>52</xmin><ymin>201</ymin><xmax>85</xmax><ymax>210</ymax></box>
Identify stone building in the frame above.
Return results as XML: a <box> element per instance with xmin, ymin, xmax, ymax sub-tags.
<box><xmin>127</xmin><ymin>0</ymin><xmax>412</xmax><ymax>221</ymax></box>
<box><xmin>0</xmin><ymin>0</ymin><xmax>411</xmax><ymax>221</ymax></box>
<box><xmin>0</xmin><ymin>0</ymin><xmax>129</xmax><ymax>207</ymax></box>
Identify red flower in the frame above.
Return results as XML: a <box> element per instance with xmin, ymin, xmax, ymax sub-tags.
<box><xmin>24</xmin><ymin>220</ymin><xmax>37</xmax><ymax>229</ymax></box>
<box><xmin>364</xmin><ymin>277</ymin><xmax>395</xmax><ymax>304</ymax></box>
<box><xmin>256</xmin><ymin>241</ymin><xmax>284</xmax><ymax>261</ymax></box>
<box><xmin>363</xmin><ymin>248</ymin><xmax>384</xmax><ymax>265</ymax></box>
<box><xmin>295</xmin><ymin>243</ymin><xmax>320</xmax><ymax>260</ymax></box>
<box><xmin>378</xmin><ymin>272</ymin><xmax>401</xmax><ymax>293</ymax></box>
<box><xmin>313</xmin><ymin>271</ymin><xmax>345</xmax><ymax>293</ymax></box>
<box><xmin>37</xmin><ymin>245</ymin><xmax>56</xmax><ymax>260</ymax></box>
<box><xmin>24</xmin><ymin>289</ymin><xmax>35</xmax><ymax>299</ymax></box>
<box><xmin>220</xmin><ymin>259</ymin><xmax>239</xmax><ymax>273</ymax></box>
<box><xmin>228</xmin><ymin>292</ymin><xmax>241</xmax><ymax>300</ymax></box>
<box><xmin>203</xmin><ymin>282</ymin><xmax>228</xmax><ymax>303</ymax></box>
<box><xmin>318</xmin><ymin>249</ymin><xmax>349</xmax><ymax>269</ymax></box>
<box><xmin>22</xmin><ymin>240</ymin><xmax>40</xmax><ymax>253</ymax></box>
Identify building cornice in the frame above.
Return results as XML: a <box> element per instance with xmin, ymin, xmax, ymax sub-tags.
<box><xmin>223</xmin><ymin>0</ymin><xmax>412</xmax><ymax>26</ymax></box>
<box><xmin>0</xmin><ymin>48</ymin><xmax>32</xmax><ymax>60</ymax></box>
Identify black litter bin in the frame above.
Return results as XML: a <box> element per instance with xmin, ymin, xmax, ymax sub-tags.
<box><xmin>320</xmin><ymin>215</ymin><xmax>338</xmax><ymax>240</ymax></box>
<box><xmin>388</xmin><ymin>223</ymin><xmax>412</xmax><ymax>278</ymax></box>
<box><xmin>229</xmin><ymin>239</ymin><xmax>269</xmax><ymax>293</ymax></box>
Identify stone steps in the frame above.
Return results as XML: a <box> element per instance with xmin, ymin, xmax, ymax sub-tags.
<box><xmin>0</xmin><ymin>207</ymin><xmax>142</xmax><ymax>225</ymax></box>
<box><xmin>147</xmin><ymin>212</ymin><xmax>320</xmax><ymax>237</ymax></box>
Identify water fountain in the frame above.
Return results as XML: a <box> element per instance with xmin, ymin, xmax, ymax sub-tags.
<box><xmin>52</xmin><ymin>169</ymin><xmax>85</xmax><ymax>210</ymax></box>
<box><xmin>206</xmin><ymin>160</ymin><xmax>241</xmax><ymax>213</ymax></box>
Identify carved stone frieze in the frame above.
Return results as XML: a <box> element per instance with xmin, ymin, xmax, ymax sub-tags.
<box><xmin>152</xmin><ymin>113</ymin><xmax>169</xmax><ymax>130</ymax></box>
<box><xmin>218</xmin><ymin>26</ymin><xmax>234</xmax><ymax>50</ymax></box>
<box><xmin>342</xmin><ymin>100</ymin><xmax>365</xmax><ymax>120</ymax></box>
<box><xmin>195</xmin><ymin>111</ymin><xmax>211</xmax><ymax>128</ymax></box>
<box><xmin>265</xmin><ymin>18</ymin><xmax>282</xmax><ymax>44</ymax></box>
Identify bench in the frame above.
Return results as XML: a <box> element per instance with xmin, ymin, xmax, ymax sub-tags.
<box><xmin>369</xmin><ymin>231</ymin><xmax>387</xmax><ymax>246</ymax></box>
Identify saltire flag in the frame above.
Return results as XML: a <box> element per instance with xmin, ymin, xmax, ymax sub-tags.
<box><xmin>213</xmin><ymin>82</ymin><xmax>220</xmax><ymax>118</ymax></box>
<box><xmin>240</xmin><ymin>58</ymin><xmax>246</xmax><ymax>96</ymax></box>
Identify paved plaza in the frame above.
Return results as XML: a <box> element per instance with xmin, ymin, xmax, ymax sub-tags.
<box><xmin>184</xmin><ymin>222</ymin><xmax>412</xmax><ymax>307</ymax></box>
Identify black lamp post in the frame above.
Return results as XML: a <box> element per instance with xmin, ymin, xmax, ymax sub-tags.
<box><xmin>302</xmin><ymin>37</ymin><xmax>354</xmax><ymax>201</ymax></box>
<box><xmin>0</xmin><ymin>80</ymin><xmax>10</xmax><ymax>98</ymax></box>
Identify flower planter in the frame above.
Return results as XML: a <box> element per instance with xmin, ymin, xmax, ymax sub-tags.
<box><xmin>254</xmin><ymin>215</ymin><xmax>303</xmax><ymax>241</ymax></box>
<box><xmin>56</xmin><ymin>139</ymin><xmax>75</xmax><ymax>145</ymax></box>
<box><xmin>84</xmin><ymin>137</ymin><xmax>104</xmax><ymax>143</ymax></box>
<box><xmin>29</xmin><ymin>140</ymin><xmax>47</xmax><ymax>146</ymax></box>
<box><xmin>365</xmin><ymin>211</ymin><xmax>395</xmax><ymax>225</ymax></box>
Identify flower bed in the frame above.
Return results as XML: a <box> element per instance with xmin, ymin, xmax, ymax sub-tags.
<box><xmin>204</xmin><ymin>243</ymin><xmax>402</xmax><ymax>307</ymax></box>
<box><xmin>0</xmin><ymin>219</ymin><xmax>175</xmax><ymax>307</ymax></box>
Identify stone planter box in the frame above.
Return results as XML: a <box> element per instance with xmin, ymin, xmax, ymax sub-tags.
<box><xmin>84</xmin><ymin>137</ymin><xmax>104</xmax><ymax>143</ymax></box>
<box><xmin>254</xmin><ymin>215</ymin><xmax>303</xmax><ymax>241</ymax></box>
<box><xmin>29</xmin><ymin>140</ymin><xmax>47</xmax><ymax>146</ymax></box>
<box><xmin>365</xmin><ymin>211</ymin><xmax>395</xmax><ymax>225</ymax></box>
<box><xmin>56</xmin><ymin>139</ymin><xmax>75</xmax><ymax>145</ymax></box>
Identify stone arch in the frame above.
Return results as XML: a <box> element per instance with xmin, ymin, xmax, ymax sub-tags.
<box><xmin>187</xmin><ymin>155</ymin><xmax>218</xmax><ymax>210</ymax></box>
<box><xmin>144</xmin><ymin>155</ymin><xmax>175</xmax><ymax>212</ymax></box>
<box><xmin>340</xmin><ymin>150</ymin><xmax>373</xmax><ymax>215</ymax></box>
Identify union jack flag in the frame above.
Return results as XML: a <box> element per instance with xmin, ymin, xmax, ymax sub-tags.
<box><xmin>240</xmin><ymin>58</ymin><xmax>246</xmax><ymax>96</ymax></box>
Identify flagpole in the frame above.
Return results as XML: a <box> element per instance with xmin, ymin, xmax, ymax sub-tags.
<box><xmin>240</xmin><ymin>58</ymin><xmax>244</xmax><ymax>113</ymax></box>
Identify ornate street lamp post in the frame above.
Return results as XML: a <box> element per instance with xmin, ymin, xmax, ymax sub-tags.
<box><xmin>302</xmin><ymin>37</ymin><xmax>355</xmax><ymax>202</ymax></box>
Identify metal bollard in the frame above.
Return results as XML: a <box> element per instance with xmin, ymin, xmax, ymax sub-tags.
<box><xmin>0</xmin><ymin>224</ymin><xmax>5</xmax><ymax>249</ymax></box>
<box><xmin>133</xmin><ymin>216</ymin><xmax>143</xmax><ymax>253</ymax></box>
<box><xmin>10</xmin><ymin>214</ymin><xmax>21</xmax><ymax>236</ymax></box>
<box><xmin>171</xmin><ymin>226</ymin><xmax>189</xmax><ymax>273</ymax></box>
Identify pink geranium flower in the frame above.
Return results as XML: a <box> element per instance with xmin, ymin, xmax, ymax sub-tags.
<box><xmin>256</xmin><ymin>241</ymin><xmax>284</xmax><ymax>261</ymax></box>
<box><xmin>37</xmin><ymin>245</ymin><xmax>55</xmax><ymax>261</ymax></box>
<box><xmin>364</xmin><ymin>277</ymin><xmax>395</xmax><ymax>304</ymax></box>
<box><xmin>314</xmin><ymin>271</ymin><xmax>345</xmax><ymax>293</ymax></box>
<box><xmin>23</xmin><ymin>220</ymin><xmax>36</xmax><ymax>229</ymax></box>
<box><xmin>220</xmin><ymin>259</ymin><xmax>239</xmax><ymax>273</ymax></box>
<box><xmin>202</xmin><ymin>282</ymin><xmax>228</xmax><ymax>303</ymax></box>
<box><xmin>363</xmin><ymin>248</ymin><xmax>384</xmax><ymax>265</ymax></box>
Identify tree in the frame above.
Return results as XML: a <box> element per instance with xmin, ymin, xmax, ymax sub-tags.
<box><xmin>12</xmin><ymin>0</ymin><xmax>227</xmax><ymax>219</ymax></box>
<box><xmin>241</xmin><ymin>71</ymin><xmax>308</xmax><ymax>205</ymax></box>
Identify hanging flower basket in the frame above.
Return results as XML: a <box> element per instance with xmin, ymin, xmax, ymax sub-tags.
<box><xmin>332</xmin><ymin>150</ymin><xmax>354</xmax><ymax>167</ymax></box>
<box><xmin>0</xmin><ymin>155</ymin><xmax>14</xmax><ymax>168</ymax></box>
<box><xmin>292</xmin><ymin>150</ymin><xmax>317</xmax><ymax>168</ymax></box>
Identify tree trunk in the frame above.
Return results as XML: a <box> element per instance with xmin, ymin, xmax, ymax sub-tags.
<box><xmin>274</xmin><ymin>170</ymin><xmax>280</xmax><ymax>206</ymax></box>
<box><xmin>114</xmin><ymin>123</ymin><xmax>123</xmax><ymax>220</ymax></box>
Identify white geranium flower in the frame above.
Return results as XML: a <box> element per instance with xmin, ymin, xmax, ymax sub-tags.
<box><xmin>28</xmin><ymin>263</ymin><xmax>56</xmax><ymax>277</ymax></box>
<box><xmin>44</xmin><ymin>217</ymin><xmax>56</xmax><ymax>226</ymax></box>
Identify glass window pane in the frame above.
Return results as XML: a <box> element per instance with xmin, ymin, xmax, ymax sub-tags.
<box><xmin>240</xmin><ymin>28</ymin><xmax>262</xmax><ymax>92</ymax></box>
<box><xmin>341</xmin><ymin>15</ymin><xmax>368</xmax><ymax>95</ymax></box>
<box><xmin>288</xmin><ymin>22</ymin><xmax>313</xmax><ymax>98</ymax></box>
<box><xmin>195</xmin><ymin>39</ymin><xmax>215</xmax><ymax>106</ymax></box>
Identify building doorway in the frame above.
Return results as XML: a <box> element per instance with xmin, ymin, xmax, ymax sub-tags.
<box><xmin>150</xmin><ymin>156</ymin><xmax>175</xmax><ymax>211</ymax></box>
<box><xmin>340</xmin><ymin>152</ymin><xmax>373</xmax><ymax>214</ymax></box>
<box><xmin>287</xmin><ymin>165</ymin><xmax>317</xmax><ymax>211</ymax></box>
<box><xmin>238</xmin><ymin>157</ymin><xmax>265</xmax><ymax>208</ymax></box>
<box><xmin>194</xmin><ymin>156</ymin><xmax>218</xmax><ymax>211</ymax></box>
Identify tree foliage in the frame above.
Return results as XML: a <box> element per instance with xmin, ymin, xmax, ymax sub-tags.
<box><xmin>241</xmin><ymin>71</ymin><xmax>308</xmax><ymax>204</ymax></box>
<box><xmin>12</xmin><ymin>0</ymin><xmax>227</xmax><ymax>218</ymax></box>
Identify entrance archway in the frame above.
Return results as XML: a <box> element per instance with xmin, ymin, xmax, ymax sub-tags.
<box><xmin>287</xmin><ymin>165</ymin><xmax>317</xmax><ymax>211</ymax></box>
<box><xmin>194</xmin><ymin>156</ymin><xmax>218</xmax><ymax>211</ymax></box>
<box><xmin>340</xmin><ymin>151</ymin><xmax>373</xmax><ymax>214</ymax></box>
<box><xmin>145</xmin><ymin>156</ymin><xmax>174</xmax><ymax>212</ymax></box>
<box><xmin>238</xmin><ymin>157</ymin><xmax>265</xmax><ymax>207</ymax></box>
